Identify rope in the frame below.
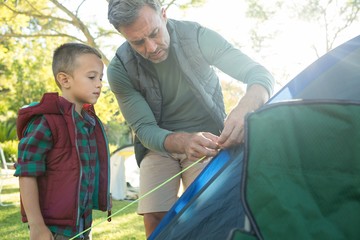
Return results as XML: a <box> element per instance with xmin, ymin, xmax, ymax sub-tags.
<box><xmin>70</xmin><ymin>156</ymin><xmax>206</xmax><ymax>239</ymax></box>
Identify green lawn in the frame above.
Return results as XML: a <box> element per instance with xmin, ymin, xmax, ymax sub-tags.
<box><xmin>0</xmin><ymin>177</ymin><xmax>145</xmax><ymax>239</ymax></box>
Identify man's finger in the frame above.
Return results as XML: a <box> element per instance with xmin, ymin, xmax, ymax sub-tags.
<box><xmin>218</xmin><ymin>125</ymin><xmax>243</xmax><ymax>148</ymax></box>
<box><xmin>217</xmin><ymin>125</ymin><xmax>233</xmax><ymax>145</ymax></box>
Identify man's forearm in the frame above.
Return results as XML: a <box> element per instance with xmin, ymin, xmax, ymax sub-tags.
<box><xmin>163</xmin><ymin>132</ymin><xmax>191</xmax><ymax>154</ymax></box>
<box><xmin>217</xmin><ymin>83</ymin><xmax>270</xmax><ymax>148</ymax></box>
<box><xmin>237</xmin><ymin>84</ymin><xmax>269</xmax><ymax>112</ymax></box>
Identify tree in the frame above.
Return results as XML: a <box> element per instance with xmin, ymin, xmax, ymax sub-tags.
<box><xmin>244</xmin><ymin>0</ymin><xmax>283</xmax><ymax>53</ymax></box>
<box><xmin>0</xmin><ymin>0</ymin><xmax>207</xmax><ymax>148</ymax></box>
<box><xmin>244</xmin><ymin>0</ymin><xmax>360</xmax><ymax>56</ymax></box>
<box><xmin>1</xmin><ymin>0</ymin><xmax>207</xmax><ymax>64</ymax></box>
<box><xmin>296</xmin><ymin>0</ymin><xmax>360</xmax><ymax>56</ymax></box>
<box><xmin>1</xmin><ymin>0</ymin><xmax>114</xmax><ymax>64</ymax></box>
<box><xmin>243</xmin><ymin>0</ymin><xmax>360</xmax><ymax>86</ymax></box>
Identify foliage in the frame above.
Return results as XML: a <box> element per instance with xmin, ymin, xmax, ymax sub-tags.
<box><xmin>0</xmin><ymin>0</ymin><xmax>209</xmax><ymax>151</ymax></box>
<box><xmin>0</xmin><ymin>0</ymin><xmax>113</xmax><ymax>64</ymax></box>
<box><xmin>95</xmin><ymin>88</ymin><xmax>124</xmax><ymax>124</ymax></box>
<box><xmin>0</xmin><ymin>1</ymin><xmax>64</xmax><ymax>117</ymax></box>
<box><xmin>105</xmin><ymin>121</ymin><xmax>132</xmax><ymax>148</ymax></box>
<box><xmin>0</xmin><ymin>120</ymin><xmax>17</xmax><ymax>142</ymax></box>
<box><xmin>244</xmin><ymin>0</ymin><xmax>283</xmax><ymax>53</ymax></box>
<box><xmin>0</xmin><ymin>140</ymin><xmax>18</xmax><ymax>163</ymax></box>
<box><xmin>221</xmin><ymin>79</ymin><xmax>245</xmax><ymax>114</ymax></box>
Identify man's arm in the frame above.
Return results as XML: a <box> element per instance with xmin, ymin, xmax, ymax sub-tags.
<box><xmin>107</xmin><ymin>56</ymin><xmax>172</xmax><ymax>153</ymax></box>
<box><xmin>198</xmin><ymin>27</ymin><xmax>274</xmax><ymax>148</ymax></box>
<box><xmin>217</xmin><ymin>84</ymin><xmax>269</xmax><ymax>148</ymax></box>
<box><xmin>108</xmin><ymin>56</ymin><xmax>216</xmax><ymax>160</ymax></box>
<box><xmin>19</xmin><ymin>177</ymin><xmax>53</xmax><ymax>240</ymax></box>
<box><xmin>198</xmin><ymin>27</ymin><xmax>275</xmax><ymax>96</ymax></box>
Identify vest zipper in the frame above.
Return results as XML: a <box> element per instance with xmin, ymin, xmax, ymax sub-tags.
<box><xmin>72</xmin><ymin>105</ymin><xmax>82</xmax><ymax>226</ymax></box>
<box><xmin>97</xmin><ymin>116</ymin><xmax>112</xmax><ymax>221</ymax></box>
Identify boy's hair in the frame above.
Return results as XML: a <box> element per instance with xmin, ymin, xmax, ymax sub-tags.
<box><xmin>52</xmin><ymin>43</ymin><xmax>102</xmax><ymax>88</ymax></box>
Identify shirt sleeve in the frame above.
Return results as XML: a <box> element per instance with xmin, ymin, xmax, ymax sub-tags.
<box><xmin>14</xmin><ymin>115</ymin><xmax>53</xmax><ymax>177</ymax></box>
<box><xmin>107</xmin><ymin>56</ymin><xmax>172</xmax><ymax>152</ymax></box>
<box><xmin>198</xmin><ymin>27</ymin><xmax>275</xmax><ymax>96</ymax></box>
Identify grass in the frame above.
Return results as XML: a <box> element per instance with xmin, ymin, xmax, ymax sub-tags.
<box><xmin>0</xmin><ymin>177</ymin><xmax>145</xmax><ymax>239</ymax></box>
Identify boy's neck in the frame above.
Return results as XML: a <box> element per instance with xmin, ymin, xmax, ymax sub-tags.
<box><xmin>60</xmin><ymin>93</ymin><xmax>83</xmax><ymax>116</ymax></box>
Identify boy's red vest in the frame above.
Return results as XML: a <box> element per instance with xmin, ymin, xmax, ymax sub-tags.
<box><xmin>16</xmin><ymin>93</ymin><xmax>111</xmax><ymax>227</ymax></box>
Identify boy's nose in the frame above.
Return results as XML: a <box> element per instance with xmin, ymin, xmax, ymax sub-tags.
<box><xmin>96</xmin><ymin>80</ymin><xmax>103</xmax><ymax>88</ymax></box>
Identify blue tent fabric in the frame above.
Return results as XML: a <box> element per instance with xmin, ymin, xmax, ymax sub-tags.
<box><xmin>150</xmin><ymin>147</ymin><xmax>246</xmax><ymax>239</ymax></box>
<box><xmin>149</xmin><ymin>34</ymin><xmax>360</xmax><ymax>240</ymax></box>
<box><xmin>269</xmin><ymin>35</ymin><xmax>360</xmax><ymax>103</ymax></box>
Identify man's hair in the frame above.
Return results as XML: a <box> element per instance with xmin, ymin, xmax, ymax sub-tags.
<box><xmin>108</xmin><ymin>0</ymin><xmax>162</xmax><ymax>30</ymax></box>
<box><xmin>52</xmin><ymin>43</ymin><xmax>102</xmax><ymax>88</ymax></box>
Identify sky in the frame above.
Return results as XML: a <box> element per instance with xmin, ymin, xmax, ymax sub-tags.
<box><xmin>82</xmin><ymin>0</ymin><xmax>360</xmax><ymax>91</ymax></box>
<box><xmin>172</xmin><ymin>0</ymin><xmax>360</xmax><ymax>91</ymax></box>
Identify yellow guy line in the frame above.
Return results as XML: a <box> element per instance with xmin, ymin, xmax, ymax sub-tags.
<box><xmin>70</xmin><ymin>156</ymin><xmax>206</xmax><ymax>239</ymax></box>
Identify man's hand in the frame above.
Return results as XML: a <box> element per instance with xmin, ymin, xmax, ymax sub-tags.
<box><xmin>217</xmin><ymin>104</ymin><xmax>247</xmax><ymax>148</ymax></box>
<box><xmin>217</xmin><ymin>84</ymin><xmax>269</xmax><ymax>149</ymax></box>
<box><xmin>164</xmin><ymin>132</ymin><xmax>220</xmax><ymax>161</ymax></box>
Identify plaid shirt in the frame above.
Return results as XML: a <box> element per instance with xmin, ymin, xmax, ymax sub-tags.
<box><xmin>15</xmin><ymin>109</ymin><xmax>98</xmax><ymax>238</ymax></box>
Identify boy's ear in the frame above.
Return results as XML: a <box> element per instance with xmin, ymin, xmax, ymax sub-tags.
<box><xmin>56</xmin><ymin>72</ymin><xmax>71</xmax><ymax>89</ymax></box>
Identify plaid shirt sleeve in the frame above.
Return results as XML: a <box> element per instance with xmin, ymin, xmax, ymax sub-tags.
<box><xmin>14</xmin><ymin>115</ymin><xmax>53</xmax><ymax>177</ymax></box>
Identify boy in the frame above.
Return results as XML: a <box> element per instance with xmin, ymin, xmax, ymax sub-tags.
<box><xmin>14</xmin><ymin>43</ymin><xmax>111</xmax><ymax>240</ymax></box>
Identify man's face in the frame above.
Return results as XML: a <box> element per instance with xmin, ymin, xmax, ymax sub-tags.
<box><xmin>119</xmin><ymin>5</ymin><xmax>170</xmax><ymax>63</ymax></box>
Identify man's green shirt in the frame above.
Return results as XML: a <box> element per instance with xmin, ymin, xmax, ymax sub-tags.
<box><xmin>107</xmin><ymin>26</ymin><xmax>274</xmax><ymax>153</ymax></box>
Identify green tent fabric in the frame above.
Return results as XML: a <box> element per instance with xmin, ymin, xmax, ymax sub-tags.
<box><xmin>228</xmin><ymin>229</ymin><xmax>257</xmax><ymax>240</ymax></box>
<box><xmin>237</xmin><ymin>100</ymin><xmax>360</xmax><ymax>240</ymax></box>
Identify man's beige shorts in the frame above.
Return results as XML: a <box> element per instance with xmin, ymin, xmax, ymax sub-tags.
<box><xmin>137</xmin><ymin>151</ymin><xmax>210</xmax><ymax>214</ymax></box>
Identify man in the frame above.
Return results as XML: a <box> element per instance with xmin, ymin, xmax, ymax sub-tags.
<box><xmin>107</xmin><ymin>0</ymin><xmax>274</xmax><ymax>237</ymax></box>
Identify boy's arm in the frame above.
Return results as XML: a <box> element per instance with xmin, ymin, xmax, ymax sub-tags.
<box><xmin>15</xmin><ymin>115</ymin><xmax>53</xmax><ymax>239</ymax></box>
<box><xmin>19</xmin><ymin>177</ymin><xmax>53</xmax><ymax>240</ymax></box>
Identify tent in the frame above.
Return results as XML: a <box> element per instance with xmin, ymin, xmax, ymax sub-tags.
<box><xmin>110</xmin><ymin>145</ymin><xmax>139</xmax><ymax>200</ymax></box>
<box><xmin>149</xmin><ymin>34</ymin><xmax>360</xmax><ymax>240</ymax></box>
<box><xmin>237</xmin><ymin>100</ymin><xmax>360</xmax><ymax>240</ymax></box>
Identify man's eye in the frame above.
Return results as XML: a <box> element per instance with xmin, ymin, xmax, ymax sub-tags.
<box><xmin>150</xmin><ymin>30</ymin><xmax>159</xmax><ymax>38</ymax></box>
<box><xmin>89</xmin><ymin>76</ymin><xmax>95</xmax><ymax>79</ymax></box>
<box><xmin>133</xmin><ymin>40</ymin><xmax>144</xmax><ymax>46</ymax></box>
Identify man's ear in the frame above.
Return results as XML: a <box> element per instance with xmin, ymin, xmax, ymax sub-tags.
<box><xmin>161</xmin><ymin>8</ymin><xmax>167</xmax><ymax>22</ymax></box>
<box><xmin>56</xmin><ymin>72</ymin><xmax>71</xmax><ymax>89</ymax></box>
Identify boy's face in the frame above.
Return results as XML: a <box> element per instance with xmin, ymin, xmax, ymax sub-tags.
<box><xmin>63</xmin><ymin>53</ymin><xmax>103</xmax><ymax>108</ymax></box>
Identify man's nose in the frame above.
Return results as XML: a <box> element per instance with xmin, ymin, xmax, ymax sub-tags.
<box><xmin>145</xmin><ymin>39</ymin><xmax>157</xmax><ymax>53</ymax></box>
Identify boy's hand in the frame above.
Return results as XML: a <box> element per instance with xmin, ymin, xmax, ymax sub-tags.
<box><xmin>29</xmin><ymin>224</ymin><xmax>54</xmax><ymax>240</ymax></box>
